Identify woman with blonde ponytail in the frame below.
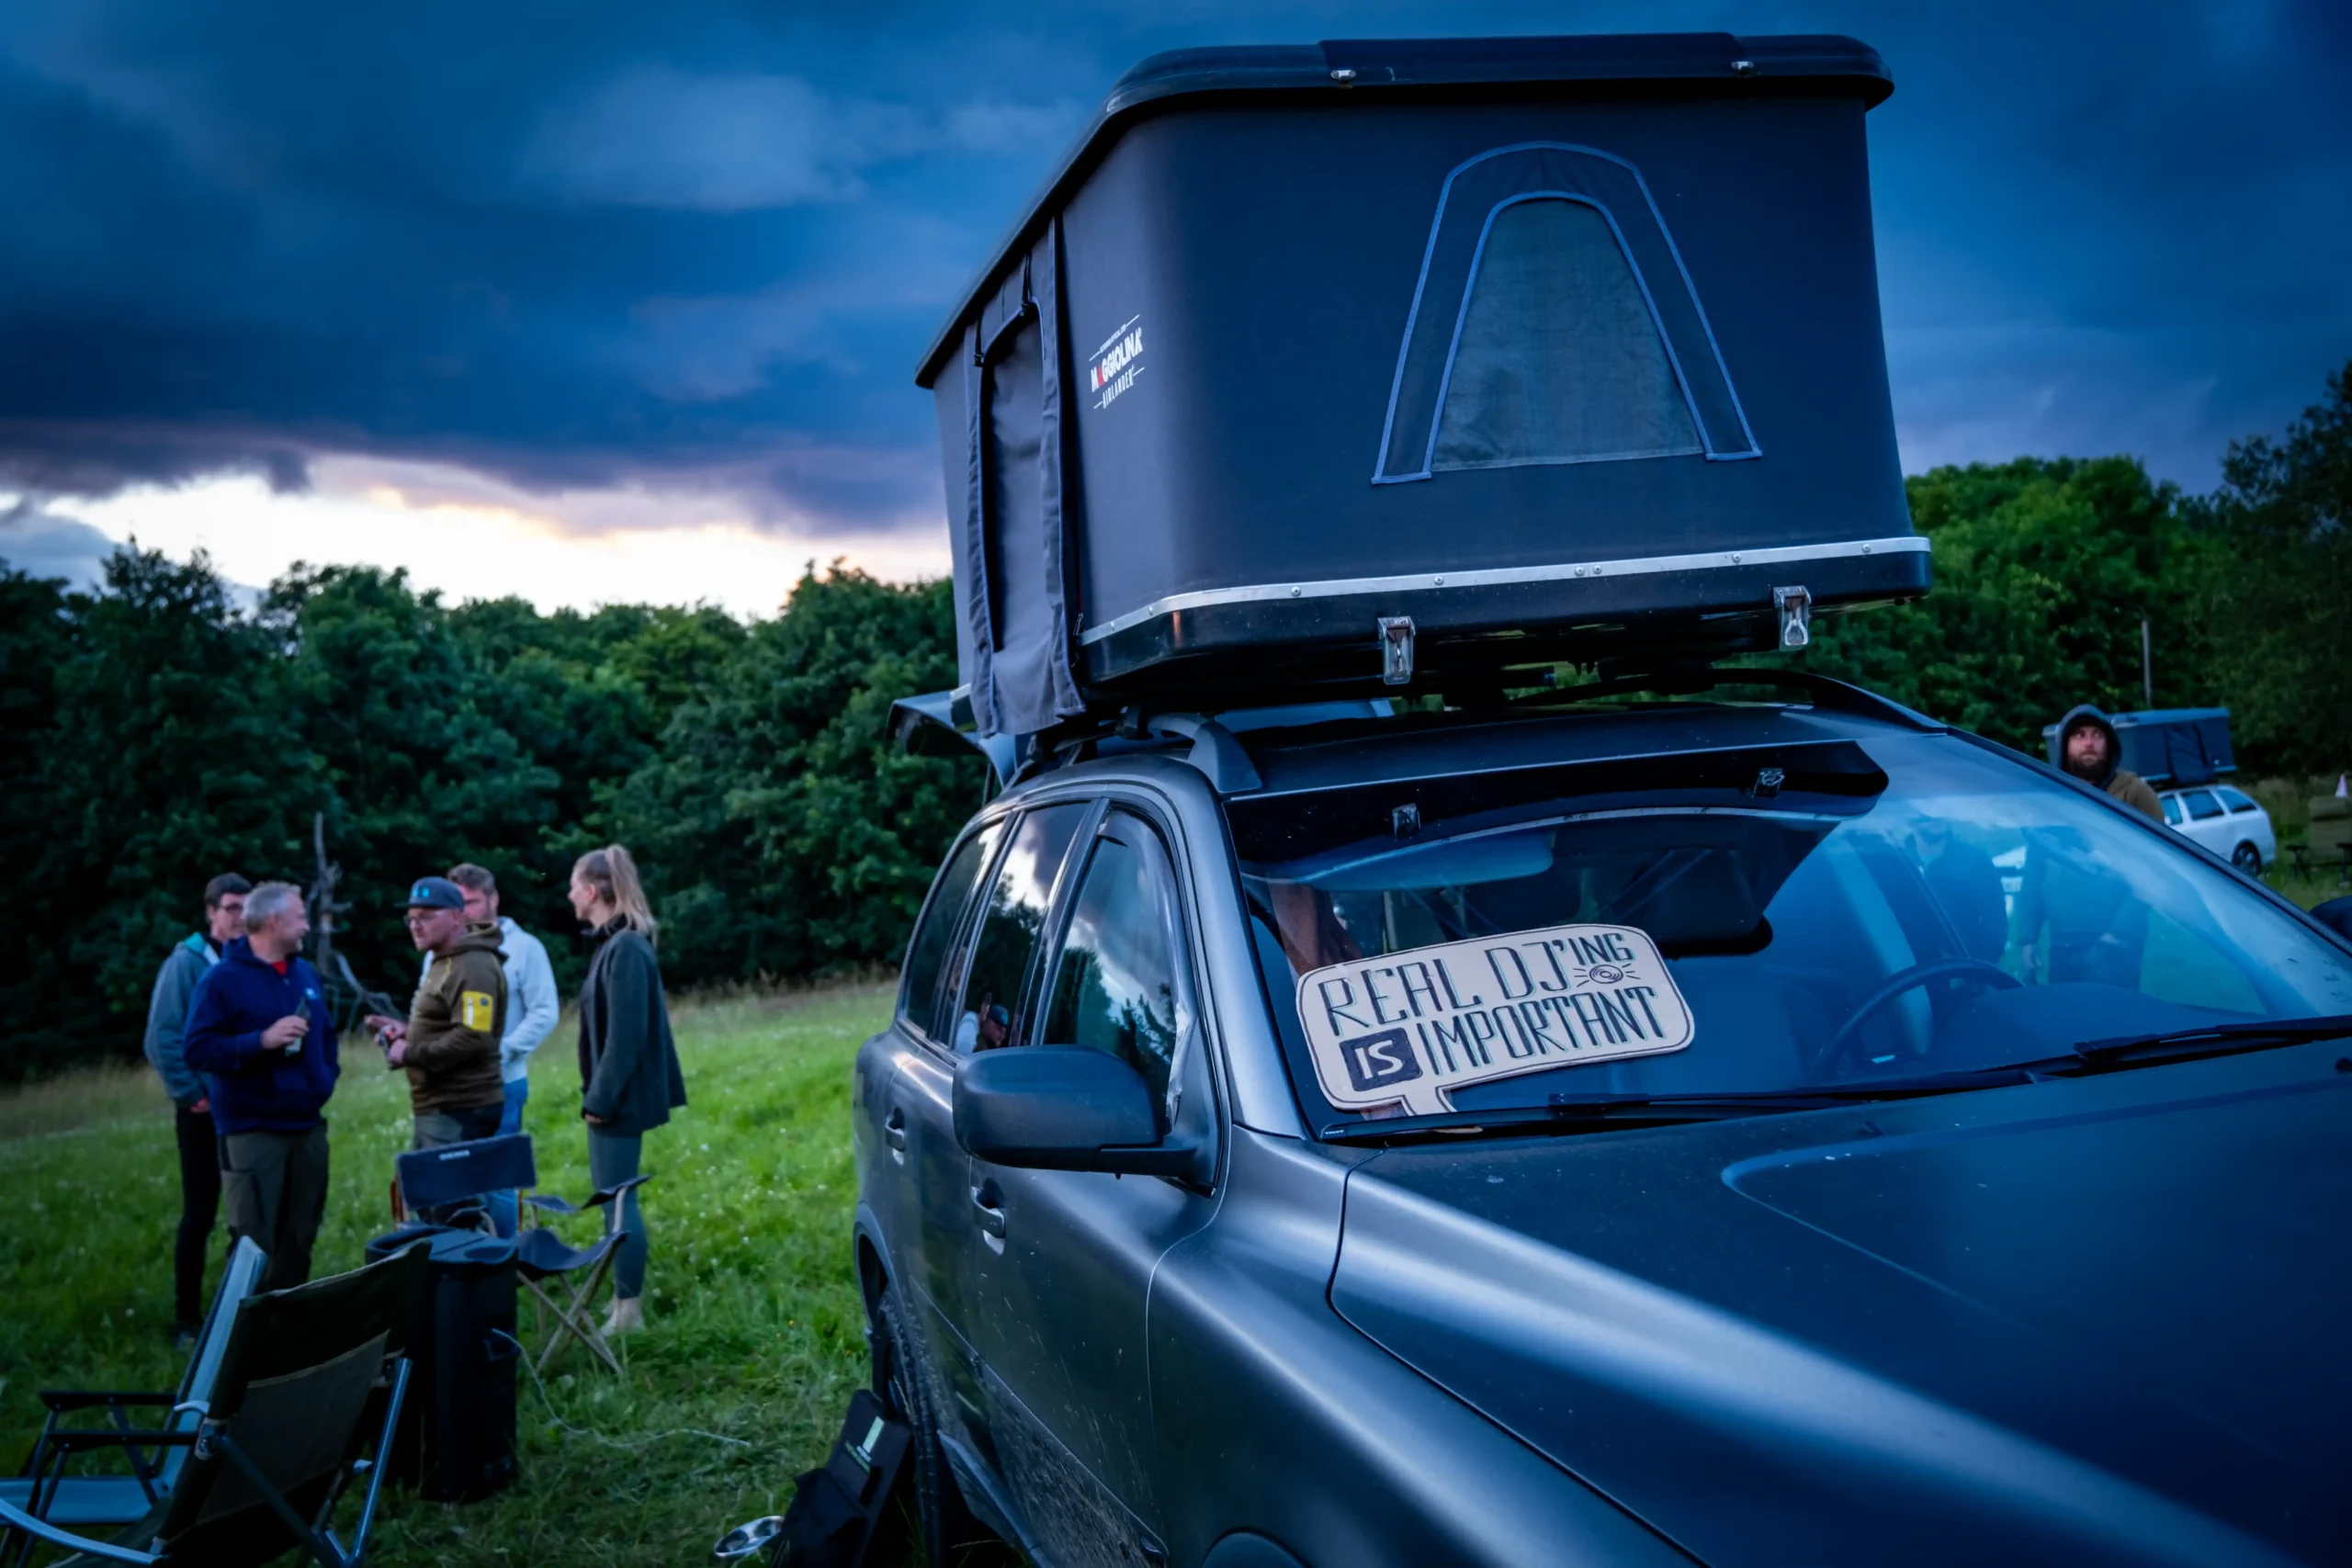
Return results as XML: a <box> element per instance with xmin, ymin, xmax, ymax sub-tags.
<box><xmin>569</xmin><ymin>843</ymin><xmax>686</xmax><ymax>1334</ymax></box>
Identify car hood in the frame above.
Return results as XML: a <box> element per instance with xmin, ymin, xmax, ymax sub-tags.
<box><xmin>1330</xmin><ymin>1051</ymin><xmax>2352</xmax><ymax>1567</ymax></box>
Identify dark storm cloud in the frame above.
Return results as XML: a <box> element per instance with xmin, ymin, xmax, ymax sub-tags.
<box><xmin>0</xmin><ymin>0</ymin><xmax>2345</xmax><ymax>536</ymax></box>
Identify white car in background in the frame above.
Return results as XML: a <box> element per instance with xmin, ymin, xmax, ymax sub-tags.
<box><xmin>2159</xmin><ymin>784</ymin><xmax>2277</xmax><ymax>874</ymax></box>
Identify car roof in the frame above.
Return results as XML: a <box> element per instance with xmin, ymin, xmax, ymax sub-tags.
<box><xmin>995</xmin><ymin>693</ymin><xmax>1951</xmax><ymax>808</ymax></box>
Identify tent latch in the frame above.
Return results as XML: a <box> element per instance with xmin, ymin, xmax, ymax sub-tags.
<box><xmin>1377</xmin><ymin>616</ymin><xmax>1416</xmax><ymax>685</ymax></box>
<box><xmin>1773</xmin><ymin>586</ymin><xmax>1812</xmax><ymax>651</ymax></box>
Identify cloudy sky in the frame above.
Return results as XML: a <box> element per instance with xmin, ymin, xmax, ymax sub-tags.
<box><xmin>1</xmin><ymin>1</ymin><xmax>2346</xmax><ymax>613</ymax></box>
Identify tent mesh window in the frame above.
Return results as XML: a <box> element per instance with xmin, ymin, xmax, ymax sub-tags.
<box><xmin>1432</xmin><ymin>197</ymin><xmax>1702</xmax><ymax>472</ymax></box>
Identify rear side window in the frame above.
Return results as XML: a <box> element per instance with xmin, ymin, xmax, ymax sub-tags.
<box><xmin>1042</xmin><ymin>818</ymin><xmax>1183</xmax><ymax>1112</ymax></box>
<box><xmin>950</xmin><ymin>803</ymin><xmax>1090</xmax><ymax>1053</ymax></box>
<box><xmin>2185</xmin><ymin>790</ymin><xmax>2224</xmax><ymax>821</ymax></box>
<box><xmin>2218</xmin><ymin>787</ymin><xmax>2258</xmax><ymax>814</ymax></box>
<box><xmin>900</xmin><ymin>821</ymin><xmax>1006</xmax><ymax>1041</ymax></box>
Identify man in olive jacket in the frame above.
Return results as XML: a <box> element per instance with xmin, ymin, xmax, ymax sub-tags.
<box><xmin>367</xmin><ymin>876</ymin><xmax>509</xmax><ymax>1150</ymax></box>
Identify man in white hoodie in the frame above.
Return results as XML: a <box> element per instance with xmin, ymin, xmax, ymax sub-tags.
<box><xmin>428</xmin><ymin>863</ymin><xmax>560</xmax><ymax>1235</ymax></box>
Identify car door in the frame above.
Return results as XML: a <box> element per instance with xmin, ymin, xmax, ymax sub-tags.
<box><xmin>897</xmin><ymin>800</ymin><xmax>1091</xmax><ymax>1472</ymax></box>
<box><xmin>868</xmin><ymin>817</ymin><xmax>1006</xmax><ymax>1293</ymax></box>
<box><xmin>961</xmin><ymin>805</ymin><xmax>1224</xmax><ymax>1567</ymax></box>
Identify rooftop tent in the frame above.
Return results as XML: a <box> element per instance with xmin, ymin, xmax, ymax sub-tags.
<box><xmin>922</xmin><ymin>33</ymin><xmax>1925</xmax><ymax>738</ymax></box>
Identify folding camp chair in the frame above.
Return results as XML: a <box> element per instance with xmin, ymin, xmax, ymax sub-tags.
<box><xmin>0</xmin><ymin>1241</ymin><xmax>431</xmax><ymax>1568</ymax></box>
<box><xmin>394</xmin><ymin>1134</ymin><xmax>646</xmax><ymax>1376</ymax></box>
<box><xmin>392</xmin><ymin>1134</ymin><xmax>537</xmax><ymax>1233</ymax></box>
<box><xmin>512</xmin><ymin>1182</ymin><xmax>646</xmax><ymax>1377</ymax></box>
<box><xmin>1</xmin><ymin>1240</ymin><xmax>266</xmax><ymax>1564</ymax></box>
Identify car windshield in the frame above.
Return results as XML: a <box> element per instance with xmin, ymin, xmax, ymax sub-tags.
<box><xmin>1229</xmin><ymin>727</ymin><xmax>2352</xmax><ymax>1126</ymax></box>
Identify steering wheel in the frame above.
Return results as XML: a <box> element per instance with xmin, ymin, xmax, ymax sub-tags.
<box><xmin>1819</xmin><ymin>958</ymin><xmax>2022</xmax><ymax>1077</ymax></box>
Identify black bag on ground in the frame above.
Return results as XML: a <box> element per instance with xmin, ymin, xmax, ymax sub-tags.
<box><xmin>765</xmin><ymin>1389</ymin><xmax>910</xmax><ymax>1568</ymax></box>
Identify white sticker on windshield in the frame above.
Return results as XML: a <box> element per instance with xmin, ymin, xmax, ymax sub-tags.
<box><xmin>1297</xmin><ymin>924</ymin><xmax>1694</xmax><ymax>1117</ymax></box>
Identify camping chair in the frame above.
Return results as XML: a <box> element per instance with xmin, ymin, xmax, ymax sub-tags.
<box><xmin>393</xmin><ymin>1134</ymin><xmax>646</xmax><ymax>1377</ymax></box>
<box><xmin>0</xmin><ymin>1241</ymin><xmax>430</xmax><ymax>1568</ymax></box>
<box><xmin>1</xmin><ymin>1240</ymin><xmax>267</xmax><ymax>1565</ymax></box>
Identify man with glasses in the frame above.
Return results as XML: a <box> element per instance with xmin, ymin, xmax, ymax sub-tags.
<box><xmin>145</xmin><ymin>872</ymin><xmax>251</xmax><ymax>1342</ymax></box>
<box><xmin>435</xmin><ymin>863</ymin><xmax>558</xmax><ymax>1235</ymax></box>
<box><xmin>367</xmin><ymin>876</ymin><xmax>508</xmax><ymax>1157</ymax></box>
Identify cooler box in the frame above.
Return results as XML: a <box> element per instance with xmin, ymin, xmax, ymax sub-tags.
<box><xmin>365</xmin><ymin>1226</ymin><xmax>520</xmax><ymax>1503</ymax></box>
<box><xmin>919</xmin><ymin>33</ymin><xmax>1928</xmax><ymax>736</ymax></box>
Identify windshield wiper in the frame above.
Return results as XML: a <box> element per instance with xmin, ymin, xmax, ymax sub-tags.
<box><xmin>2018</xmin><ymin>1013</ymin><xmax>2352</xmax><ymax>1077</ymax></box>
<box><xmin>1317</xmin><ymin>1075</ymin><xmax>2030</xmax><ymax>1145</ymax></box>
<box><xmin>1316</xmin><ymin>1018</ymin><xmax>2352</xmax><ymax>1146</ymax></box>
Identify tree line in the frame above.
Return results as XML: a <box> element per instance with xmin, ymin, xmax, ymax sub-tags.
<box><xmin>1</xmin><ymin>360</ymin><xmax>2346</xmax><ymax>1078</ymax></box>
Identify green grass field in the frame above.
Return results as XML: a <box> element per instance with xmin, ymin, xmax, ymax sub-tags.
<box><xmin>0</xmin><ymin>985</ymin><xmax>894</xmax><ymax>1565</ymax></box>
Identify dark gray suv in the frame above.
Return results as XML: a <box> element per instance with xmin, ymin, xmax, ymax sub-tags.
<box><xmin>852</xmin><ymin>682</ymin><xmax>2352</xmax><ymax>1568</ymax></box>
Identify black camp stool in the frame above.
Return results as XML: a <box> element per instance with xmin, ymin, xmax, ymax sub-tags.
<box><xmin>0</xmin><ymin>1243</ymin><xmax>430</xmax><ymax>1568</ymax></box>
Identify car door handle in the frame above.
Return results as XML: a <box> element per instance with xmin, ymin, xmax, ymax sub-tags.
<box><xmin>884</xmin><ymin>1109</ymin><xmax>907</xmax><ymax>1152</ymax></box>
<box><xmin>970</xmin><ymin>1179</ymin><xmax>1006</xmax><ymax>1237</ymax></box>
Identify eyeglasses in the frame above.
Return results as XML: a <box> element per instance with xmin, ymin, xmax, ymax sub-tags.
<box><xmin>402</xmin><ymin>910</ymin><xmax>447</xmax><ymax>927</ymax></box>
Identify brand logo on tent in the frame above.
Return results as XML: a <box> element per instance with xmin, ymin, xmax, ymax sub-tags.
<box><xmin>1089</xmin><ymin>316</ymin><xmax>1145</xmax><ymax>410</ymax></box>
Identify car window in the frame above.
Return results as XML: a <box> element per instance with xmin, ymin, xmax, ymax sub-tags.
<box><xmin>950</xmin><ymin>803</ymin><xmax>1090</xmax><ymax>1054</ymax></box>
<box><xmin>2184</xmin><ymin>790</ymin><xmax>2224</xmax><ymax>820</ymax></box>
<box><xmin>1042</xmin><ymin>816</ymin><xmax>1183</xmax><ymax>1112</ymax></box>
<box><xmin>900</xmin><ymin>820</ymin><xmax>1006</xmax><ymax>1041</ymax></box>
<box><xmin>2218</xmin><ymin>787</ymin><xmax>2258</xmax><ymax>814</ymax></box>
<box><xmin>1227</xmin><ymin>731</ymin><xmax>2352</xmax><ymax>1124</ymax></box>
<box><xmin>2161</xmin><ymin>795</ymin><xmax>2184</xmax><ymax>826</ymax></box>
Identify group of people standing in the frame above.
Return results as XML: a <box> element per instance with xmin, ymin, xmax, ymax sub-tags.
<box><xmin>141</xmin><ymin>847</ymin><xmax>684</xmax><ymax>1345</ymax></box>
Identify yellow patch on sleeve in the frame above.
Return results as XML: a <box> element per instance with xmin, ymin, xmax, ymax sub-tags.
<box><xmin>459</xmin><ymin>990</ymin><xmax>495</xmax><ymax>1032</ymax></box>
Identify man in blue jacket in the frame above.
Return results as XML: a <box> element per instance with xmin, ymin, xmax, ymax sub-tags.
<box><xmin>142</xmin><ymin>872</ymin><xmax>250</xmax><ymax>1345</ymax></box>
<box><xmin>184</xmin><ymin>881</ymin><xmax>340</xmax><ymax>1292</ymax></box>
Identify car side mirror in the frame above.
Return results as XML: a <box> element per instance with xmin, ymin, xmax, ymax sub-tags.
<box><xmin>955</xmin><ymin>1047</ymin><xmax>1204</xmax><ymax>1179</ymax></box>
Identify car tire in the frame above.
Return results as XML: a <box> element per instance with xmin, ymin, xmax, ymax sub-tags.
<box><xmin>872</xmin><ymin>1282</ymin><xmax>989</xmax><ymax>1566</ymax></box>
<box><xmin>2233</xmin><ymin>841</ymin><xmax>2263</xmax><ymax>874</ymax></box>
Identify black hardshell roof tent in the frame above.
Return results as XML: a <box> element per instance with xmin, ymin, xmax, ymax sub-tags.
<box><xmin>920</xmin><ymin>34</ymin><xmax>1926</xmax><ymax>739</ymax></box>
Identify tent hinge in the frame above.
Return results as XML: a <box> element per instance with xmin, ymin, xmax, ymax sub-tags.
<box><xmin>1378</xmin><ymin>616</ymin><xmax>1416</xmax><ymax>685</ymax></box>
<box><xmin>1772</xmin><ymin>586</ymin><xmax>1812</xmax><ymax>651</ymax></box>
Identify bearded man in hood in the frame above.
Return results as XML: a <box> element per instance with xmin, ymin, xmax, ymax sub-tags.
<box><xmin>2054</xmin><ymin>705</ymin><xmax>2165</xmax><ymax>821</ymax></box>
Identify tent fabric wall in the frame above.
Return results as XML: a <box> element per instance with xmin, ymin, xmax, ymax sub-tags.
<box><xmin>1431</xmin><ymin>197</ymin><xmax>1700</xmax><ymax>472</ymax></box>
<box><xmin>957</xmin><ymin>228</ymin><xmax>1086</xmax><ymax>739</ymax></box>
<box><xmin>1374</xmin><ymin>141</ymin><xmax>1759</xmax><ymax>484</ymax></box>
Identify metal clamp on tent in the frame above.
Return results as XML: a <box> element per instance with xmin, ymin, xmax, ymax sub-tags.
<box><xmin>1773</xmin><ymin>585</ymin><xmax>1812</xmax><ymax>651</ymax></box>
<box><xmin>1378</xmin><ymin>616</ymin><xmax>1416</xmax><ymax>685</ymax></box>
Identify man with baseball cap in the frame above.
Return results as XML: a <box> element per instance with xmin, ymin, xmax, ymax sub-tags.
<box><xmin>366</xmin><ymin>875</ymin><xmax>509</xmax><ymax>1159</ymax></box>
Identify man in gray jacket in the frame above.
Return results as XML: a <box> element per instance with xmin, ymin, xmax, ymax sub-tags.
<box><xmin>143</xmin><ymin>872</ymin><xmax>250</xmax><ymax>1346</ymax></box>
